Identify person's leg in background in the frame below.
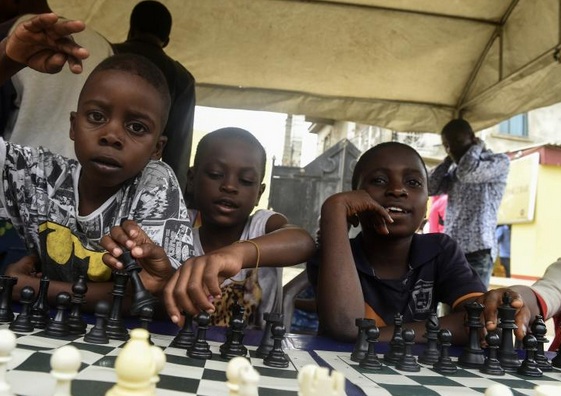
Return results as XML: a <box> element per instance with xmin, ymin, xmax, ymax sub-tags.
<box><xmin>465</xmin><ymin>249</ymin><xmax>493</xmax><ymax>289</ymax></box>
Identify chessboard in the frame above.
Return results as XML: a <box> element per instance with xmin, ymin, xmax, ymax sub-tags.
<box><xmin>315</xmin><ymin>349</ymin><xmax>561</xmax><ymax>396</ymax></box>
<box><xmin>3</xmin><ymin>324</ymin><xmax>320</xmax><ymax>396</ymax></box>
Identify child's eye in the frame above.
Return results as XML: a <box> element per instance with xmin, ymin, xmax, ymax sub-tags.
<box><xmin>206</xmin><ymin>171</ymin><xmax>223</xmax><ymax>180</ymax></box>
<box><xmin>407</xmin><ymin>179</ymin><xmax>423</xmax><ymax>188</ymax></box>
<box><xmin>86</xmin><ymin>111</ymin><xmax>105</xmax><ymax>123</ymax></box>
<box><xmin>126</xmin><ymin>122</ymin><xmax>148</xmax><ymax>135</ymax></box>
<box><xmin>240</xmin><ymin>178</ymin><xmax>256</xmax><ymax>186</ymax></box>
<box><xmin>370</xmin><ymin>177</ymin><xmax>387</xmax><ymax>185</ymax></box>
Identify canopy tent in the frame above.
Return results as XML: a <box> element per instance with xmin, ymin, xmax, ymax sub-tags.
<box><xmin>49</xmin><ymin>0</ymin><xmax>561</xmax><ymax>133</ymax></box>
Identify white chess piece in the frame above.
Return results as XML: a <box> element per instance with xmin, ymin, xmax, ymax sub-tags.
<box><xmin>50</xmin><ymin>345</ymin><xmax>81</xmax><ymax>396</ymax></box>
<box><xmin>485</xmin><ymin>383</ymin><xmax>513</xmax><ymax>396</ymax></box>
<box><xmin>0</xmin><ymin>328</ymin><xmax>16</xmax><ymax>396</ymax></box>
<box><xmin>106</xmin><ymin>328</ymin><xmax>155</xmax><ymax>396</ymax></box>
<box><xmin>298</xmin><ymin>364</ymin><xmax>345</xmax><ymax>396</ymax></box>
<box><xmin>238</xmin><ymin>362</ymin><xmax>260</xmax><ymax>396</ymax></box>
<box><xmin>149</xmin><ymin>345</ymin><xmax>166</xmax><ymax>392</ymax></box>
<box><xmin>534</xmin><ymin>384</ymin><xmax>561</xmax><ymax>396</ymax></box>
<box><xmin>226</xmin><ymin>356</ymin><xmax>253</xmax><ymax>396</ymax></box>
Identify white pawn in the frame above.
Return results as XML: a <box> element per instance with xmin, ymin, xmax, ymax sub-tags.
<box><xmin>0</xmin><ymin>329</ymin><xmax>16</xmax><ymax>396</ymax></box>
<box><xmin>150</xmin><ymin>345</ymin><xmax>166</xmax><ymax>392</ymax></box>
<box><xmin>485</xmin><ymin>383</ymin><xmax>513</xmax><ymax>396</ymax></box>
<box><xmin>534</xmin><ymin>384</ymin><xmax>561</xmax><ymax>396</ymax></box>
<box><xmin>227</xmin><ymin>356</ymin><xmax>258</xmax><ymax>396</ymax></box>
<box><xmin>50</xmin><ymin>345</ymin><xmax>81</xmax><ymax>396</ymax></box>
<box><xmin>238</xmin><ymin>363</ymin><xmax>259</xmax><ymax>396</ymax></box>
<box><xmin>106</xmin><ymin>328</ymin><xmax>155</xmax><ymax>396</ymax></box>
<box><xmin>298</xmin><ymin>364</ymin><xmax>345</xmax><ymax>396</ymax></box>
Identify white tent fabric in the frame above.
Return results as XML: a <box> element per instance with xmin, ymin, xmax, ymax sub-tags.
<box><xmin>50</xmin><ymin>0</ymin><xmax>561</xmax><ymax>132</ymax></box>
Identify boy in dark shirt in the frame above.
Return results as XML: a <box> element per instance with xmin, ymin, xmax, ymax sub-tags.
<box><xmin>0</xmin><ymin>14</ymin><xmax>193</xmax><ymax>308</ymax></box>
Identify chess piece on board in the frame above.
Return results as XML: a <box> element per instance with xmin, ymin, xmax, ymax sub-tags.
<box><xmin>256</xmin><ymin>312</ymin><xmax>283</xmax><ymax>358</ymax></box>
<box><xmin>458</xmin><ymin>301</ymin><xmax>485</xmax><ymax>368</ymax></box>
<box><xmin>226</xmin><ymin>356</ymin><xmax>260</xmax><ymax>396</ymax></box>
<box><xmin>517</xmin><ymin>334</ymin><xmax>543</xmax><ymax>377</ymax></box>
<box><xmin>50</xmin><ymin>345</ymin><xmax>81</xmax><ymax>396</ymax></box>
<box><xmin>396</xmin><ymin>328</ymin><xmax>420</xmax><ymax>372</ymax></box>
<box><xmin>120</xmin><ymin>250</ymin><xmax>158</xmax><ymax>316</ymax></box>
<box><xmin>67</xmin><ymin>275</ymin><xmax>88</xmax><ymax>335</ymax></box>
<box><xmin>433</xmin><ymin>328</ymin><xmax>457</xmax><ymax>374</ymax></box>
<box><xmin>139</xmin><ymin>305</ymin><xmax>155</xmax><ymax>345</ymax></box>
<box><xmin>150</xmin><ymin>344</ymin><xmax>166</xmax><ymax>392</ymax></box>
<box><xmin>45</xmin><ymin>292</ymin><xmax>71</xmax><ymax>338</ymax></box>
<box><xmin>106</xmin><ymin>271</ymin><xmax>129</xmax><ymax>341</ymax></box>
<box><xmin>220</xmin><ymin>313</ymin><xmax>248</xmax><ymax>359</ymax></box>
<box><xmin>552</xmin><ymin>347</ymin><xmax>561</xmax><ymax>369</ymax></box>
<box><xmin>484</xmin><ymin>383</ymin><xmax>513</xmax><ymax>396</ymax></box>
<box><xmin>480</xmin><ymin>332</ymin><xmax>504</xmax><ymax>376</ymax></box>
<box><xmin>0</xmin><ymin>328</ymin><xmax>16</xmax><ymax>396</ymax></box>
<box><xmin>0</xmin><ymin>275</ymin><xmax>17</xmax><ymax>322</ymax></box>
<box><xmin>106</xmin><ymin>328</ymin><xmax>156</xmax><ymax>396</ymax></box>
<box><xmin>419</xmin><ymin>312</ymin><xmax>440</xmax><ymax>365</ymax></box>
<box><xmin>188</xmin><ymin>311</ymin><xmax>213</xmax><ymax>360</ymax></box>
<box><xmin>171</xmin><ymin>312</ymin><xmax>195</xmax><ymax>349</ymax></box>
<box><xmin>264</xmin><ymin>323</ymin><xmax>289</xmax><ymax>368</ymax></box>
<box><xmin>531</xmin><ymin>315</ymin><xmax>552</xmax><ymax>371</ymax></box>
<box><xmin>351</xmin><ymin>317</ymin><xmax>376</xmax><ymax>363</ymax></box>
<box><xmin>359</xmin><ymin>325</ymin><xmax>382</xmax><ymax>370</ymax></box>
<box><xmin>384</xmin><ymin>313</ymin><xmax>404</xmax><ymax>365</ymax></box>
<box><xmin>297</xmin><ymin>364</ymin><xmax>346</xmax><ymax>396</ymax></box>
<box><xmin>10</xmin><ymin>286</ymin><xmax>35</xmax><ymax>333</ymax></box>
<box><xmin>497</xmin><ymin>292</ymin><xmax>521</xmax><ymax>372</ymax></box>
<box><xmin>84</xmin><ymin>300</ymin><xmax>110</xmax><ymax>344</ymax></box>
<box><xmin>533</xmin><ymin>385</ymin><xmax>561</xmax><ymax>396</ymax></box>
<box><xmin>30</xmin><ymin>275</ymin><xmax>50</xmax><ymax>329</ymax></box>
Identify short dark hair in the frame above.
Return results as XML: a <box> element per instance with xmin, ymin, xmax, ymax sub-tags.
<box><xmin>351</xmin><ymin>141</ymin><xmax>428</xmax><ymax>190</ymax></box>
<box><xmin>83</xmin><ymin>54</ymin><xmax>171</xmax><ymax>128</ymax></box>
<box><xmin>130</xmin><ymin>1</ymin><xmax>172</xmax><ymax>43</ymax></box>
<box><xmin>441</xmin><ymin>118</ymin><xmax>475</xmax><ymax>138</ymax></box>
<box><xmin>194</xmin><ymin>127</ymin><xmax>267</xmax><ymax>181</ymax></box>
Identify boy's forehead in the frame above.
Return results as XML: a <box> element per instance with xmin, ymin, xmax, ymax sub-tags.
<box><xmin>364</xmin><ymin>147</ymin><xmax>425</xmax><ymax>172</ymax></box>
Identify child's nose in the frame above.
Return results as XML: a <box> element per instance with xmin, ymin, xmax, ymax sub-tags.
<box><xmin>219</xmin><ymin>175</ymin><xmax>238</xmax><ymax>193</ymax></box>
<box><xmin>99</xmin><ymin>123</ymin><xmax>124</xmax><ymax>148</ymax></box>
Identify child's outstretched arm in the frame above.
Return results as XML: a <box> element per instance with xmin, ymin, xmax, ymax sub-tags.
<box><xmin>163</xmin><ymin>216</ymin><xmax>315</xmax><ymax>325</ymax></box>
<box><xmin>0</xmin><ymin>13</ymin><xmax>89</xmax><ymax>85</ymax></box>
<box><xmin>316</xmin><ymin>190</ymin><xmax>393</xmax><ymax>341</ymax></box>
<box><xmin>101</xmin><ymin>220</ymin><xmax>176</xmax><ymax>297</ymax></box>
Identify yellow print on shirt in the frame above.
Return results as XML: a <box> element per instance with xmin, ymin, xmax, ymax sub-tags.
<box><xmin>38</xmin><ymin>222</ymin><xmax>111</xmax><ymax>281</ymax></box>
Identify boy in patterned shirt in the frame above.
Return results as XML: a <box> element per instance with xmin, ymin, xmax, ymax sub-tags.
<box><xmin>0</xmin><ymin>14</ymin><xmax>193</xmax><ymax>308</ymax></box>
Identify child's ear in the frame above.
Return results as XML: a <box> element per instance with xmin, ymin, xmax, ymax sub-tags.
<box><xmin>255</xmin><ymin>183</ymin><xmax>266</xmax><ymax>206</ymax></box>
<box><xmin>69</xmin><ymin>112</ymin><xmax>77</xmax><ymax>141</ymax></box>
<box><xmin>151</xmin><ymin>136</ymin><xmax>167</xmax><ymax>160</ymax></box>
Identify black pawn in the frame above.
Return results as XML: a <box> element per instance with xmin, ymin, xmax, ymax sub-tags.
<box><xmin>220</xmin><ymin>314</ymin><xmax>247</xmax><ymax>359</ymax></box>
<box><xmin>384</xmin><ymin>313</ymin><xmax>405</xmax><ymax>365</ymax></box>
<box><xmin>67</xmin><ymin>275</ymin><xmax>88</xmax><ymax>335</ymax></box>
<box><xmin>120</xmin><ymin>250</ymin><xmax>157</xmax><ymax>316</ymax></box>
<box><xmin>517</xmin><ymin>334</ymin><xmax>543</xmax><ymax>377</ymax></box>
<box><xmin>458</xmin><ymin>301</ymin><xmax>485</xmax><ymax>368</ymax></box>
<box><xmin>531</xmin><ymin>315</ymin><xmax>553</xmax><ymax>371</ymax></box>
<box><xmin>552</xmin><ymin>347</ymin><xmax>561</xmax><ymax>369</ymax></box>
<box><xmin>256</xmin><ymin>312</ymin><xmax>283</xmax><ymax>358</ymax></box>
<box><xmin>84</xmin><ymin>300</ymin><xmax>110</xmax><ymax>344</ymax></box>
<box><xmin>497</xmin><ymin>292</ymin><xmax>521</xmax><ymax>372</ymax></box>
<box><xmin>188</xmin><ymin>311</ymin><xmax>213</xmax><ymax>360</ymax></box>
<box><xmin>10</xmin><ymin>286</ymin><xmax>35</xmax><ymax>332</ymax></box>
<box><xmin>171</xmin><ymin>312</ymin><xmax>195</xmax><ymax>349</ymax></box>
<box><xmin>139</xmin><ymin>305</ymin><xmax>154</xmax><ymax>345</ymax></box>
<box><xmin>359</xmin><ymin>326</ymin><xmax>382</xmax><ymax>370</ymax></box>
<box><xmin>45</xmin><ymin>292</ymin><xmax>71</xmax><ymax>337</ymax></box>
<box><xmin>433</xmin><ymin>329</ymin><xmax>457</xmax><ymax>374</ymax></box>
<box><xmin>419</xmin><ymin>312</ymin><xmax>440</xmax><ymax>365</ymax></box>
<box><xmin>396</xmin><ymin>328</ymin><xmax>420</xmax><ymax>372</ymax></box>
<box><xmin>264</xmin><ymin>323</ymin><xmax>289</xmax><ymax>368</ymax></box>
<box><xmin>0</xmin><ymin>275</ymin><xmax>17</xmax><ymax>322</ymax></box>
<box><xmin>480</xmin><ymin>332</ymin><xmax>505</xmax><ymax>376</ymax></box>
<box><xmin>351</xmin><ymin>318</ymin><xmax>376</xmax><ymax>362</ymax></box>
<box><xmin>106</xmin><ymin>271</ymin><xmax>129</xmax><ymax>341</ymax></box>
<box><xmin>30</xmin><ymin>275</ymin><xmax>50</xmax><ymax>329</ymax></box>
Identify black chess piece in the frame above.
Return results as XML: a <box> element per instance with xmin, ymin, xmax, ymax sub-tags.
<box><xmin>45</xmin><ymin>292</ymin><xmax>71</xmax><ymax>337</ymax></box>
<box><xmin>30</xmin><ymin>275</ymin><xmax>50</xmax><ymax>329</ymax></box>
<box><xmin>384</xmin><ymin>313</ymin><xmax>405</xmax><ymax>365</ymax></box>
<box><xmin>221</xmin><ymin>301</ymin><xmax>247</xmax><ymax>355</ymax></box>
<box><xmin>0</xmin><ymin>275</ymin><xmax>17</xmax><ymax>322</ymax></box>
<box><xmin>139</xmin><ymin>304</ymin><xmax>154</xmax><ymax>345</ymax></box>
<box><xmin>120</xmin><ymin>250</ymin><xmax>157</xmax><ymax>315</ymax></box>
<box><xmin>433</xmin><ymin>329</ymin><xmax>457</xmax><ymax>374</ymax></box>
<box><xmin>458</xmin><ymin>301</ymin><xmax>485</xmax><ymax>368</ymax></box>
<box><xmin>396</xmin><ymin>328</ymin><xmax>420</xmax><ymax>372</ymax></box>
<box><xmin>497</xmin><ymin>292</ymin><xmax>521</xmax><ymax>372</ymax></box>
<box><xmin>10</xmin><ymin>286</ymin><xmax>35</xmax><ymax>332</ymax></box>
<box><xmin>480</xmin><ymin>332</ymin><xmax>505</xmax><ymax>376</ymax></box>
<box><xmin>419</xmin><ymin>312</ymin><xmax>440</xmax><ymax>365</ymax></box>
<box><xmin>359</xmin><ymin>326</ymin><xmax>382</xmax><ymax>370</ymax></box>
<box><xmin>84</xmin><ymin>300</ymin><xmax>110</xmax><ymax>344</ymax></box>
<box><xmin>264</xmin><ymin>323</ymin><xmax>290</xmax><ymax>368</ymax></box>
<box><xmin>256</xmin><ymin>312</ymin><xmax>283</xmax><ymax>358</ymax></box>
<box><xmin>531</xmin><ymin>315</ymin><xmax>553</xmax><ymax>371</ymax></box>
<box><xmin>67</xmin><ymin>275</ymin><xmax>88</xmax><ymax>335</ymax></box>
<box><xmin>220</xmin><ymin>314</ymin><xmax>248</xmax><ymax>359</ymax></box>
<box><xmin>171</xmin><ymin>312</ymin><xmax>195</xmax><ymax>349</ymax></box>
<box><xmin>517</xmin><ymin>334</ymin><xmax>543</xmax><ymax>377</ymax></box>
<box><xmin>188</xmin><ymin>311</ymin><xmax>213</xmax><ymax>360</ymax></box>
<box><xmin>351</xmin><ymin>318</ymin><xmax>376</xmax><ymax>362</ymax></box>
<box><xmin>106</xmin><ymin>271</ymin><xmax>129</xmax><ymax>341</ymax></box>
<box><xmin>552</xmin><ymin>347</ymin><xmax>561</xmax><ymax>369</ymax></box>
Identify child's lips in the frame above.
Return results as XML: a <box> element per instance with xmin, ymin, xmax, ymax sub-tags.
<box><xmin>91</xmin><ymin>156</ymin><xmax>122</xmax><ymax>172</ymax></box>
<box><xmin>214</xmin><ymin>199</ymin><xmax>238</xmax><ymax>213</ymax></box>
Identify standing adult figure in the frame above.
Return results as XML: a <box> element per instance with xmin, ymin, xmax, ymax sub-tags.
<box><xmin>496</xmin><ymin>224</ymin><xmax>511</xmax><ymax>277</ymax></box>
<box><xmin>1</xmin><ymin>0</ymin><xmax>113</xmax><ymax>159</ymax></box>
<box><xmin>428</xmin><ymin>119</ymin><xmax>510</xmax><ymax>288</ymax></box>
<box><xmin>112</xmin><ymin>0</ymin><xmax>196</xmax><ymax>194</ymax></box>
